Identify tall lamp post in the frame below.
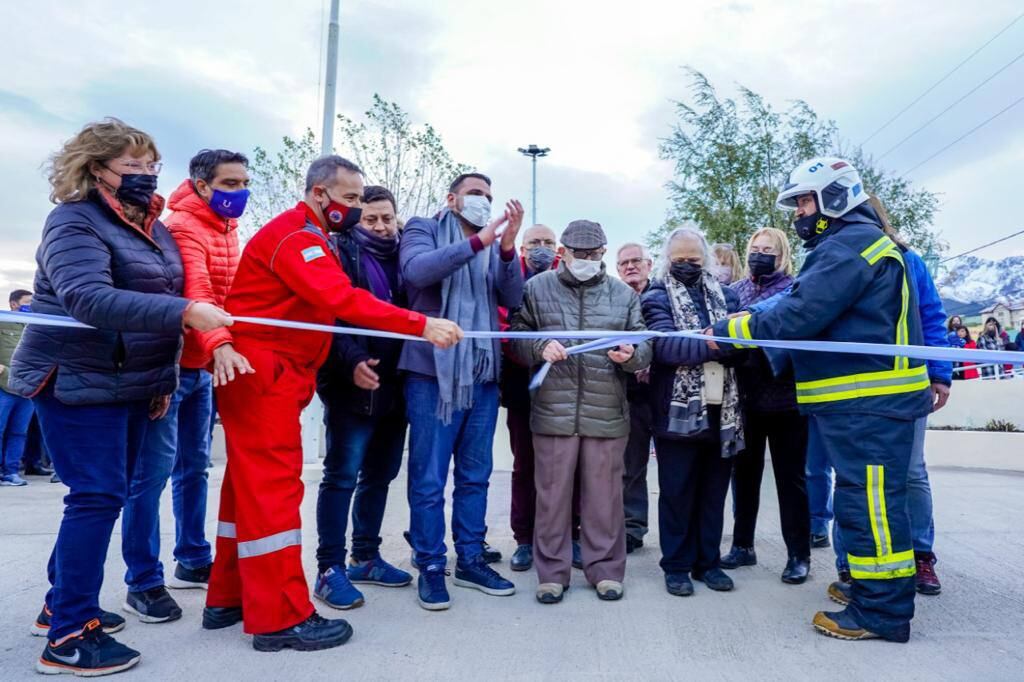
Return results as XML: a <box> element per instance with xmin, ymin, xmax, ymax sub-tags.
<box><xmin>518</xmin><ymin>144</ymin><xmax>550</xmax><ymax>225</ymax></box>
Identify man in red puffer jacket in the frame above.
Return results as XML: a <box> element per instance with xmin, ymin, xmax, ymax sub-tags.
<box><xmin>120</xmin><ymin>150</ymin><xmax>255</xmax><ymax>624</ymax></box>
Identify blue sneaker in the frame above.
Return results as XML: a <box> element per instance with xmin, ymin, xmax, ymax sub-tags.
<box><xmin>347</xmin><ymin>557</ymin><xmax>412</xmax><ymax>587</ymax></box>
<box><xmin>1</xmin><ymin>473</ymin><xmax>28</xmax><ymax>486</ymax></box>
<box><xmin>453</xmin><ymin>558</ymin><xmax>516</xmax><ymax>597</ymax></box>
<box><xmin>314</xmin><ymin>566</ymin><xmax>365</xmax><ymax>610</ymax></box>
<box><xmin>417</xmin><ymin>566</ymin><xmax>451</xmax><ymax>611</ymax></box>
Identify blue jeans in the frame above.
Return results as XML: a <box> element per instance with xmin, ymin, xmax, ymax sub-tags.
<box><xmin>33</xmin><ymin>384</ymin><xmax>149</xmax><ymax>641</ymax></box>
<box><xmin>316</xmin><ymin>402</ymin><xmax>407</xmax><ymax>571</ymax></box>
<box><xmin>805</xmin><ymin>435</ymin><xmax>833</xmax><ymax>537</ymax></box>
<box><xmin>831</xmin><ymin>416</ymin><xmax>934</xmax><ymax>571</ymax></box>
<box><xmin>0</xmin><ymin>389</ymin><xmax>33</xmax><ymax>475</ymax></box>
<box><xmin>122</xmin><ymin>369</ymin><xmax>213</xmax><ymax>592</ymax></box>
<box><xmin>405</xmin><ymin>377</ymin><xmax>498</xmax><ymax>568</ymax></box>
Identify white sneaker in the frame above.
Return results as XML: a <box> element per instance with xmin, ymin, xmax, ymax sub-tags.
<box><xmin>596</xmin><ymin>580</ymin><xmax>623</xmax><ymax>601</ymax></box>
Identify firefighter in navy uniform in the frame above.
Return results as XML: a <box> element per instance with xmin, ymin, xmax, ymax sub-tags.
<box><xmin>711</xmin><ymin>157</ymin><xmax>932</xmax><ymax>643</ymax></box>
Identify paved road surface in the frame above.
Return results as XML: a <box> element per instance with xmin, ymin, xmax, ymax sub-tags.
<box><xmin>1</xmin><ymin>456</ymin><xmax>1022</xmax><ymax>680</ymax></box>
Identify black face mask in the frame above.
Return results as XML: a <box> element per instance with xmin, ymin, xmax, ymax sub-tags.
<box><xmin>670</xmin><ymin>261</ymin><xmax>703</xmax><ymax>286</ymax></box>
<box><xmin>794</xmin><ymin>212</ymin><xmax>830</xmax><ymax>241</ymax></box>
<box><xmin>747</xmin><ymin>252</ymin><xmax>777</xmax><ymax>278</ymax></box>
<box><xmin>112</xmin><ymin>173</ymin><xmax>158</xmax><ymax>208</ymax></box>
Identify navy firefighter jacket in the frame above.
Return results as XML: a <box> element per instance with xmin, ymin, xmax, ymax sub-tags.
<box><xmin>713</xmin><ymin>204</ymin><xmax>933</xmax><ymax>420</ymax></box>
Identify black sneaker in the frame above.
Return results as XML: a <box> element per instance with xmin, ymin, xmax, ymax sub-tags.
<box><xmin>481</xmin><ymin>541</ymin><xmax>502</xmax><ymax>564</ymax></box>
<box><xmin>811</xmin><ymin>533</ymin><xmax>831</xmax><ymax>549</ymax></box>
<box><xmin>693</xmin><ymin>567</ymin><xmax>734</xmax><ymax>592</ymax></box>
<box><xmin>202</xmin><ymin>606</ymin><xmax>243</xmax><ymax>630</ymax></box>
<box><xmin>167</xmin><ymin>562</ymin><xmax>211</xmax><ymax>590</ymax></box>
<box><xmin>123</xmin><ymin>586</ymin><xmax>182</xmax><ymax>623</ymax></box>
<box><xmin>665</xmin><ymin>572</ymin><xmax>694</xmax><ymax>597</ymax></box>
<box><xmin>625</xmin><ymin>536</ymin><xmax>644</xmax><ymax>554</ymax></box>
<box><xmin>32</xmin><ymin>604</ymin><xmax>126</xmax><ymax>638</ymax></box>
<box><xmin>23</xmin><ymin>464</ymin><xmax>55</xmax><ymax>476</ymax></box>
<box><xmin>37</xmin><ymin>618</ymin><xmax>141</xmax><ymax>676</ymax></box>
<box><xmin>252</xmin><ymin>612</ymin><xmax>353</xmax><ymax>652</ymax></box>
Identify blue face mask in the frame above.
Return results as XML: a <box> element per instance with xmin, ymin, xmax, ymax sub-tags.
<box><xmin>209</xmin><ymin>188</ymin><xmax>250</xmax><ymax>219</ymax></box>
<box><xmin>18</xmin><ymin>304</ymin><xmax>31</xmax><ymax>313</ymax></box>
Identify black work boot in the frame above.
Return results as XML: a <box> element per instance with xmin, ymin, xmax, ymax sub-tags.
<box><xmin>252</xmin><ymin>613</ymin><xmax>352</xmax><ymax>652</ymax></box>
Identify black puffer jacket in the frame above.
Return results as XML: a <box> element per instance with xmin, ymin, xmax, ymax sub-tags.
<box><xmin>316</xmin><ymin>228</ymin><xmax>407</xmax><ymax>417</ymax></box>
<box><xmin>10</xmin><ymin>192</ymin><xmax>188</xmax><ymax>405</ymax></box>
<box><xmin>510</xmin><ymin>263</ymin><xmax>651</xmax><ymax>439</ymax></box>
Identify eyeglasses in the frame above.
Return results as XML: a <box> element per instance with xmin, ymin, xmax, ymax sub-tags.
<box><xmin>110</xmin><ymin>159</ymin><xmax>163</xmax><ymax>174</ymax></box>
<box><xmin>570</xmin><ymin>248</ymin><xmax>604</xmax><ymax>261</ymax></box>
<box><xmin>617</xmin><ymin>258</ymin><xmax>648</xmax><ymax>269</ymax></box>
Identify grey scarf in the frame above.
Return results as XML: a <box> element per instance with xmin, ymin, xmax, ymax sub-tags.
<box><xmin>664</xmin><ymin>272</ymin><xmax>744</xmax><ymax>458</ymax></box>
<box><xmin>434</xmin><ymin>209</ymin><xmax>495</xmax><ymax>423</ymax></box>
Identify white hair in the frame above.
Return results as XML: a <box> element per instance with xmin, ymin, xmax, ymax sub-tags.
<box><xmin>656</xmin><ymin>224</ymin><xmax>713</xmax><ymax>279</ymax></box>
<box><xmin>615</xmin><ymin>242</ymin><xmax>652</xmax><ymax>262</ymax></box>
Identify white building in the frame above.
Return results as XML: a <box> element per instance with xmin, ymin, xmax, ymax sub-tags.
<box><xmin>980</xmin><ymin>299</ymin><xmax>1024</xmax><ymax>333</ymax></box>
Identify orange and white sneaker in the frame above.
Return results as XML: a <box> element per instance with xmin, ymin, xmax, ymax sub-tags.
<box><xmin>36</xmin><ymin>618</ymin><xmax>141</xmax><ymax>676</ymax></box>
<box><xmin>31</xmin><ymin>605</ymin><xmax>125</xmax><ymax>637</ymax></box>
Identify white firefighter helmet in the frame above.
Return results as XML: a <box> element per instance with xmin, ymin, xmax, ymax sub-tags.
<box><xmin>776</xmin><ymin>157</ymin><xmax>868</xmax><ymax>219</ymax></box>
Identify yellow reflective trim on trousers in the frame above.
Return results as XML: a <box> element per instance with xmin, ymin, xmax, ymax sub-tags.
<box><xmin>866</xmin><ymin>466</ymin><xmax>883</xmax><ymax>556</ymax></box>
<box><xmin>860</xmin><ymin>236</ymin><xmax>895</xmax><ymax>265</ymax></box>
<box><xmin>795</xmin><ymin>365</ymin><xmax>929</xmax><ymax>404</ymax></box>
<box><xmin>877</xmin><ymin>466</ymin><xmax>894</xmax><ymax>555</ymax></box>
<box><xmin>848</xmin><ymin>549</ymin><xmax>916</xmax><ymax>580</ymax></box>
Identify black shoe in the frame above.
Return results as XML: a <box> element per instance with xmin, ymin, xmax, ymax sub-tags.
<box><xmin>37</xmin><ymin>618</ymin><xmax>141</xmax><ymax>676</ymax></box>
<box><xmin>510</xmin><ymin>544</ymin><xmax>533</xmax><ymax>572</ymax></box>
<box><xmin>202</xmin><ymin>606</ymin><xmax>243</xmax><ymax>630</ymax></box>
<box><xmin>50</xmin><ymin>472</ymin><xmax>62</xmax><ymax>484</ymax></box>
<box><xmin>168</xmin><ymin>562</ymin><xmax>211</xmax><ymax>590</ymax></box>
<box><xmin>625</xmin><ymin>536</ymin><xmax>644</xmax><ymax>554</ymax></box>
<box><xmin>252</xmin><ymin>613</ymin><xmax>353</xmax><ymax>652</ymax></box>
<box><xmin>693</xmin><ymin>567</ymin><xmax>734</xmax><ymax>592</ymax></box>
<box><xmin>481</xmin><ymin>541</ymin><xmax>502</xmax><ymax>564</ymax></box>
<box><xmin>720</xmin><ymin>546</ymin><xmax>757</xmax><ymax>570</ymax></box>
<box><xmin>665</xmin><ymin>572</ymin><xmax>694</xmax><ymax>597</ymax></box>
<box><xmin>23</xmin><ymin>464</ymin><xmax>55</xmax><ymax>476</ymax></box>
<box><xmin>32</xmin><ymin>605</ymin><xmax>125</xmax><ymax>637</ymax></box>
<box><xmin>123</xmin><ymin>586</ymin><xmax>182</xmax><ymax>623</ymax></box>
<box><xmin>782</xmin><ymin>556</ymin><xmax>811</xmax><ymax>584</ymax></box>
<box><xmin>811</xmin><ymin>533</ymin><xmax>831</xmax><ymax>549</ymax></box>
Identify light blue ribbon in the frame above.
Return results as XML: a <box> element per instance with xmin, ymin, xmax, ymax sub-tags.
<box><xmin>3</xmin><ymin>311</ymin><xmax>1022</xmax><ymax>389</ymax></box>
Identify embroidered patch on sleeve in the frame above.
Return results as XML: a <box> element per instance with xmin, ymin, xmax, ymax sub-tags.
<box><xmin>301</xmin><ymin>246</ymin><xmax>326</xmax><ymax>262</ymax></box>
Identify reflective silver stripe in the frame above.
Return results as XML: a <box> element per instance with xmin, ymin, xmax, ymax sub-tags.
<box><xmin>868</xmin><ymin>466</ymin><xmax>891</xmax><ymax>556</ymax></box>
<box><xmin>217</xmin><ymin>522</ymin><xmax>237</xmax><ymax>539</ymax></box>
<box><xmin>849</xmin><ymin>556</ymin><xmax>914</xmax><ymax>574</ymax></box>
<box><xmin>796</xmin><ymin>368</ymin><xmax>928</xmax><ymax>398</ymax></box>
<box><xmin>237</xmin><ymin>529</ymin><xmax>302</xmax><ymax>559</ymax></box>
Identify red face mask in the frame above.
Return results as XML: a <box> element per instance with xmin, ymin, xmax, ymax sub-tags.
<box><xmin>319</xmin><ymin>189</ymin><xmax>362</xmax><ymax>232</ymax></box>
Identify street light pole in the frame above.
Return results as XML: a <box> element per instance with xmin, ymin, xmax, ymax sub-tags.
<box><xmin>518</xmin><ymin>144</ymin><xmax>550</xmax><ymax>225</ymax></box>
<box><xmin>320</xmin><ymin>0</ymin><xmax>340</xmax><ymax>156</ymax></box>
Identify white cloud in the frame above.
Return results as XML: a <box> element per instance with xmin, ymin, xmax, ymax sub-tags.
<box><xmin>2</xmin><ymin>0</ymin><xmax>1023</xmax><ymax>289</ymax></box>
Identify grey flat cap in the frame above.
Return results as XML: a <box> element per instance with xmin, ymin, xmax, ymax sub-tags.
<box><xmin>561</xmin><ymin>220</ymin><xmax>607</xmax><ymax>250</ymax></box>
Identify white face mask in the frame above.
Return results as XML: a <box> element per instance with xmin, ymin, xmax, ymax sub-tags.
<box><xmin>567</xmin><ymin>258</ymin><xmax>603</xmax><ymax>281</ymax></box>
<box><xmin>459</xmin><ymin>194</ymin><xmax>492</xmax><ymax>228</ymax></box>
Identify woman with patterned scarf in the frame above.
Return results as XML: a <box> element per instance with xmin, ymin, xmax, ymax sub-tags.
<box><xmin>641</xmin><ymin>226</ymin><xmax>744</xmax><ymax>598</ymax></box>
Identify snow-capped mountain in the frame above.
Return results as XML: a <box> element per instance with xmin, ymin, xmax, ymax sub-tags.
<box><xmin>937</xmin><ymin>255</ymin><xmax>1024</xmax><ymax>308</ymax></box>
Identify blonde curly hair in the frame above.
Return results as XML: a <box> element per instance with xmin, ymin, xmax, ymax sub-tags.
<box><xmin>47</xmin><ymin>117</ymin><xmax>160</xmax><ymax>204</ymax></box>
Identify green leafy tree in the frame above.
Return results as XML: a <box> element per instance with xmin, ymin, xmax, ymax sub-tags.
<box><xmin>654</xmin><ymin>68</ymin><xmax>943</xmax><ymax>261</ymax></box>
<box><xmin>245</xmin><ymin>95</ymin><xmax>471</xmax><ymax>239</ymax></box>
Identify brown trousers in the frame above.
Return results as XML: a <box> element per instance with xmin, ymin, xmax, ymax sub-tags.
<box><xmin>532</xmin><ymin>434</ymin><xmax>628</xmax><ymax>587</ymax></box>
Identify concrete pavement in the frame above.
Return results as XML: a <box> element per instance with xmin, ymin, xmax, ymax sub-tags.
<box><xmin>1</xmin><ymin>446</ymin><xmax>1023</xmax><ymax>680</ymax></box>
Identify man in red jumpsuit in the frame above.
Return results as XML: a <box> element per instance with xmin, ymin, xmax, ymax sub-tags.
<box><xmin>204</xmin><ymin>156</ymin><xmax>461</xmax><ymax>652</ymax></box>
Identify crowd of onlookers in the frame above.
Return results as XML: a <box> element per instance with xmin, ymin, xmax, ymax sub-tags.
<box><xmin>946</xmin><ymin>314</ymin><xmax>1024</xmax><ymax>380</ymax></box>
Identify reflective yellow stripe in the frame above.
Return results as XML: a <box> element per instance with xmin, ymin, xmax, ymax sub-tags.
<box><xmin>726</xmin><ymin>315</ymin><xmax>756</xmax><ymax>349</ymax></box>
<box><xmin>866</xmin><ymin>466</ymin><xmax>883</xmax><ymax>555</ymax></box>
<box><xmin>795</xmin><ymin>365</ymin><xmax>930</xmax><ymax>404</ymax></box>
<box><xmin>881</xmin><ymin>248</ymin><xmax>911</xmax><ymax>371</ymax></box>
<box><xmin>859</xmin><ymin>236</ymin><xmax>895</xmax><ymax>265</ymax></box>
<box><xmin>848</xmin><ymin>549</ymin><xmax>916</xmax><ymax>580</ymax></box>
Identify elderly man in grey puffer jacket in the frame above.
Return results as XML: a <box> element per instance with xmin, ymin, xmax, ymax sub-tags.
<box><xmin>510</xmin><ymin>220</ymin><xmax>651</xmax><ymax>604</ymax></box>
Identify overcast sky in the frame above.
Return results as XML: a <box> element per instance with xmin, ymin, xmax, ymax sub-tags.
<box><xmin>2</xmin><ymin>0</ymin><xmax>1023</xmax><ymax>292</ymax></box>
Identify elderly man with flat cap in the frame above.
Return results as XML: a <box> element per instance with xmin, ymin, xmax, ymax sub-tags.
<box><xmin>510</xmin><ymin>220</ymin><xmax>651</xmax><ymax>604</ymax></box>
